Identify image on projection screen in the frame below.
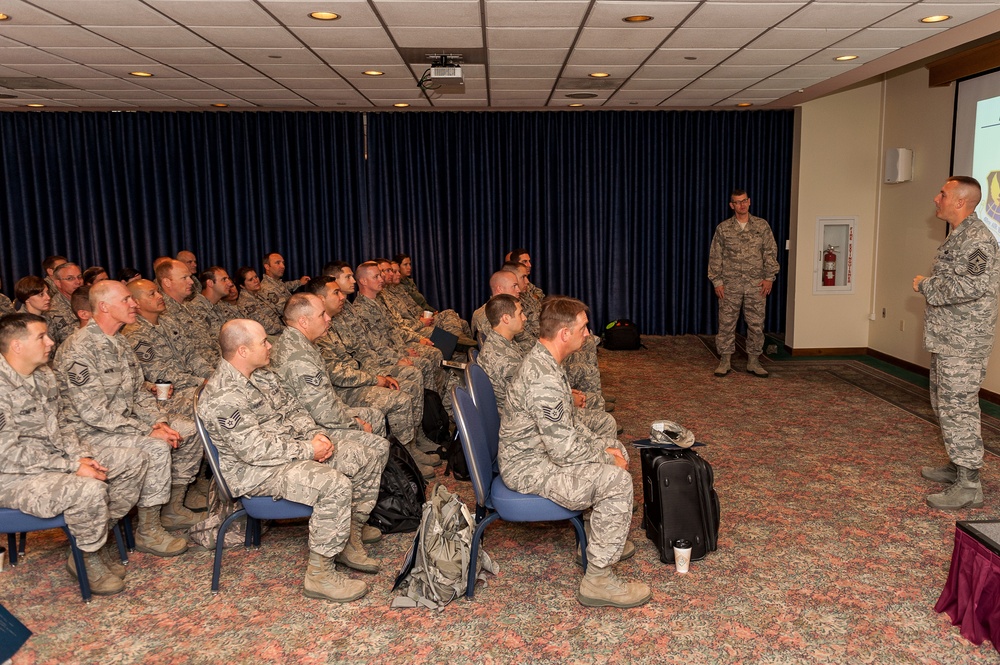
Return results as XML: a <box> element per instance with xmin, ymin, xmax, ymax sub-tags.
<box><xmin>974</xmin><ymin>96</ymin><xmax>1000</xmax><ymax>240</ymax></box>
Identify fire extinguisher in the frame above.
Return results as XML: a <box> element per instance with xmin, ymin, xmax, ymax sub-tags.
<box><xmin>822</xmin><ymin>245</ymin><xmax>838</xmax><ymax>286</ymax></box>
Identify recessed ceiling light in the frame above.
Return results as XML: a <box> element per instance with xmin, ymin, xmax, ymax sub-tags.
<box><xmin>211</xmin><ymin>103</ymin><xmax>228</xmax><ymax>108</ymax></box>
<box><xmin>736</xmin><ymin>102</ymin><xmax>753</xmax><ymax>108</ymax></box>
<box><xmin>569</xmin><ymin>103</ymin><xmax>584</xmax><ymax>107</ymax></box>
<box><xmin>0</xmin><ymin>13</ymin><xmax>10</xmax><ymax>21</ymax></box>
<box><xmin>363</xmin><ymin>70</ymin><xmax>384</xmax><ymax>76</ymax></box>
<box><xmin>920</xmin><ymin>15</ymin><xmax>950</xmax><ymax>24</ymax></box>
<box><xmin>26</xmin><ymin>103</ymin><xmax>44</xmax><ymax>108</ymax></box>
<box><xmin>129</xmin><ymin>71</ymin><xmax>154</xmax><ymax>77</ymax></box>
<box><xmin>309</xmin><ymin>11</ymin><xmax>340</xmax><ymax>20</ymax></box>
<box><xmin>589</xmin><ymin>72</ymin><xmax>611</xmax><ymax>78</ymax></box>
<box><xmin>393</xmin><ymin>103</ymin><xmax>409</xmax><ymax>108</ymax></box>
<box><xmin>834</xmin><ymin>55</ymin><xmax>858</xmax><ymax>62</ymax></box>
<box><xmin>622</xmin><ymin>15</ymin><xmax>653</xmax><ymax>23</ymax></box>
<box><xmin>566</xmin><ymin>92</ymin><xmax>598</xmax><ymax>99</ymax></box>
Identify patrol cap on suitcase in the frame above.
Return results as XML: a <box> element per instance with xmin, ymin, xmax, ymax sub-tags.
<box><xmin>650</xmin><ymin>420</ymin><xmax>695</xmax><ymax>448</ymax></box>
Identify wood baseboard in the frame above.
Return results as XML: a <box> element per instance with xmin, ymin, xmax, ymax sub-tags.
<box><xmin>785</xmin><ymin>346</ymin><xmax>867</xmax><ymax>357</ymax></box>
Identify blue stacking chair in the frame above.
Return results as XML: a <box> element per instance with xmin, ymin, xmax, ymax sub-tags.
<box><xmin>451</xmin><ymin>385</ymin><xmax>587</xmax><ymax>599</ymax></box>
<box><xmin>193</xmin><ymin>391</ymin><xmax>313</xmax><ymax>593</ymax></box>
<box><xmin>0</xmin><ymin>508</ymin><xmax>130</xmax><ymax>603</ymax></box>
<box><xmin>465</xmin><ymin>363</ymin><xmax>501</xmax><ymax>473</ymax></box>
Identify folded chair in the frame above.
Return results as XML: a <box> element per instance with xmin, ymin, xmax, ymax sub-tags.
<box><xmin>193</xmin><ymin>391</ymin><xmax>313</xmax><ymax>593</ymax></box>
<box><xmin>0</xmin><ymin>508</ymin><xmax>129</xmax><ymax>603</ymax></box>
<box><xmin>451</xmin><ymin>385</ymin><xmax>587</xmax><ymax>599</ymax></box>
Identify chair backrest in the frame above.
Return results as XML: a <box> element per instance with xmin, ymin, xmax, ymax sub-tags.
<box><xmin>192</xmin><ymin>388</ymin><xmax>238</xmax><ymax>504</ymax></box>
<box><xmin>465</xmin><ymin>363</ymin><xmax>500</xmax><ymax>465</ymax></box>
<box><xmin>452</xmin><ymin>386</ymin><xmax>494</xmax><ymax>509</ymax></box>
<box><xmin>469</xmin><ymin>347</ymin><xmax>479</xmax><ymax>363</ymax></box>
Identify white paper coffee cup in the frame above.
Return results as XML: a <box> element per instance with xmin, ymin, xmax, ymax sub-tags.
<box><xmin>423</xmin><ymin>310</ymin><xmax>433</xmax><ymax>319</ymax></box>
<box><xmin>673</xmin><ymin>539</ymin><xmax>692</xmax><ymax>573</ymax></box>
<box><xmin>155</xmin><ymin>381</ymin><xmax>172</xmax><ymax>401</ymax></box>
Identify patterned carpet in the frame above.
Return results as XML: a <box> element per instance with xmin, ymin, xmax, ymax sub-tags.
<box><xmin>2</xmin><ymin>335</ymin><xmax>997</xmax><ymax>664</ymax></box>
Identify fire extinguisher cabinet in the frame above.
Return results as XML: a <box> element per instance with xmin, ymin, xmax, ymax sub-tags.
<box><xmin>814</xmin><ymin>217</ymin><xmax>856</xmax><ymax>294</ymax></box>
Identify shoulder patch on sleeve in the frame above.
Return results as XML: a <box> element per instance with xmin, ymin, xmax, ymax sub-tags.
<box><xmin>133</xmin><ymin>341</ymin><xmax>155</xmax><ymax>362</ymax></box>
<box><xmin>304</xmin><ymin>371</ymin><xmax>324</xmax><ymax>387</ymax></box>
<box><xmin>968</xmin><ymin>248</ymin><xmax>989</xmax><ymax>276</ymax></box>
<box><xmin>0</xmin><ymin>411</ymin><xmax>6</xmax><ymax>431</ymax></box>
<box><xmin>218</xmin><ymin>410</ymin><xmax>242</xmax><ymax>430</ymax></box>
<box><xmin>541</xmin><ymin>401</ymin><xmax>565</xmax><ymax>423</ymax></box>
<box><xmin>66</xmin><ymin>361</ymin><xmax>91</xmax><ymax>386</ymax></box>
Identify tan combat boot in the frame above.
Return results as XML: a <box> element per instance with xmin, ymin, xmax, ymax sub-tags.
<box><xmin>577</xmin><ymin>565</ymin><xmax>652</xmax><ymax>608</ymax></box>
<box><xmin>161</xmin><ymin>484</ymin><xmax>203</xmax><ymax>529</ymax></box>
<box><xmin>303</xmin><ymin>551</ymin><xmax>368</xmax><ymax>602</ymax></box>
<box><xmin>184</xmin><ymin>474</ymin><xmax>211</xmax><ymax>512</ymax></box>
<box><xmin>927</xmin><ymin>466</ymin><xmax>984</xmax><ymax>511</ymax></box>
<box><xmin>579</xmin><ymin>540</ymin><xmax>635</xmax><ymax>567</ymax></box>
<box><xmin>714</xmin><ymin>354</ymin><xmax>731</xmax><ymax>377</ymax></box>
<box><xmin>99</xmin><ymin>541</ymin><xmax>127</xmax><ymax>579</ymax></box>
<box><xmin>404</xmin><ymin>442</ymin><xmax>437</xmax><ymax>479</ymax></box>
<box><xmin>135</xmin><ymin>506</ymin><xmax>189</xmax><ymax>557</ymax></box>
<box><xmin>335</xmin><ymin>521</ymin><xmax>381</xmax><ymax>574</ymax></box>
<box><xmin>921</xmin><ymin>462</ymin><xmax>958</xmax><ymax>484</ymax></box>
<box><xmin>362</xmin><ymin>524</ymin><xmax>383</xmax><ymax>544</ymax></box>
<box><xmin>413</xmin><ymin>432</ymin><xmax>444</xmax><ymax>465</ymax></box>
<box><xmin>67</xmin><ymin>549</ymin><xmax>125</xmax><ymax>596</ymax></box>
<box><xmin>746</xmin><ymin>355</ymin><xmax>769</xmax><ymax>377</ymax></box>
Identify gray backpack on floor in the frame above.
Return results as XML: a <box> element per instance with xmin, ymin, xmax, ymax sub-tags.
<box><xmin>391</xmin><ymin>484</ymin><xmax>497</xmax><ymax>610</ymax></box>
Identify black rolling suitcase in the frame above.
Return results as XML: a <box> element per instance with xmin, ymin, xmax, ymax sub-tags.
<box><xmin>641</xmin><ymin>447</ymin><xmax>720</xmax><ymax>564</ymax></box>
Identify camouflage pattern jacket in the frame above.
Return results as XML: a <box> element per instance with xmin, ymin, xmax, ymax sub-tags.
<box><xmin>237</xmin><ymin>289</ymin><xmax>283</xmax><ymax>335</ymax></box>
<box><xmin>197</xmin><ymin>360</ymin><xmax>323</xmax><ymax>497</ymax></box>
<box><xmin>184</xmin><ymin>293</ymin><xmax>230</xmax><ymax>353</ymax></box>
<box><xmin>498</xmin><ymin>342</ymin><xmax>616</xmax><ymax>491</ymax></box>
<box><xmin>919</xmin><ymin>213</ymin><xmax>1000</xmax><ymax>357</ymax></box>
<box><xmin>315</xmin><ymin>321</ymin><xmax>381</xmax><ymax>388</ymax></box>
<box><xmin>478</xmin><ymin>330</ymin><xmax>524</xmax><ymax>416</ymax></box>
<box><xmin>163</xmin><ymin>294</ymin><xmax>219</xmax><ymax>366</ymax></box>
<box><xmin>400</xmin><ymin>276</ymin><xmax>432</xmax><ymax>313</ymax></box>
<box><xmin>258</xmin><ymin>275</ymin><xmax>293</xmax><ymax>320</ymax></box>
<box><xmin>54</xmin><ymin>321</ymin><xmax>166</xmax><ymax>438</ymax></box>
<box><xmin>271</xmin><ymin>326</ymin><xmax>360</xmax><ymax>432</ymax></box>
<box><xmin>707</xmin><ymin>214</ymin><xmax>780</xmax><ymax>288</ymax></box>
<box><xmin>122</xmin><ymin>314</ymin><xmax>212</xmax><ymax>393</ymax></box>
<box><xmin>44</xmin><ymin>289</ymin><xmax>78</xmax><ymax>347</ymax></box>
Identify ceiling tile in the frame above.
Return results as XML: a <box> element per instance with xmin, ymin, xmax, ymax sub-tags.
<box><xmin>30</xmin><ymin>0</ymin><xmax>174</xmax><ymax>26</ymax></box>
<box><xmin>2</xmin><ymin>47</ymin><xmax>74</xmax><ymax>65</ymax></box>
<box><xmin>50</xmin><ymin>76</ymin><xmax>146</xmax><ymax>90</ymax></box>
<box><xmin>754</xmin><ymin>76</ymin><xmax>826</xmax><ymax>88</ymax></box>
<box><xmin>487</xmin><ymin>28</ymin><xmax>577</xmax><ymax>49</ymax></box>
<box><xmin>662</xmin><ymin>28</ymin><xmax>765</xmax><ymax>49</ymax></box>
<box><xmin>485</xmin><ymin>1</ymin><xmax>589</xmax><ymax>28</ymax></box>
<box><xmin>389</xmin><ymin>27</ymin><xmax>484</xmax><ymax>48</ymax></box>
<box><xmin>44</xmin><ymin>47</ymin><xmax>159</xmax><ymax>65</ymax></box>
<box><xmin>489</xmin><ymin>64</ymin><xmax>564</xmax><ymax>78</ymax></box>
<box><xmin>188</xmin><ymin>26</ymin><xmax>303</xmax><ymax>48</ymax></box>
<box><xmin>135</xmin><ymin>48</ymin><xmax>240</xmax><ymax>65</ymax></box>
<box><xmin>618</xmin><ymin>78</ymin><xmax>688</xmax><ymax>90</ymax></box>
<box><xmin>252</xmin><ymin>63</ymin><xmax>335</xmax><ymax>78</ymax></box>
<box><xmin>686</xmin><ymin>77</ymin><xmax>747</xmax><ymax>90</ymax></box>
<box><xmin>748</xmin><ymin>27</ymin><xmax>854</xmax><ymax>49</ymax></box>
<box><xmin>202</xmin><ymin>77</ymin><xmax>284</xmax><ymax>91</ymax></box>
<box><xmin>225</xmin><ymin>48</ymin><xmax>325</xmax><ymax>65</ymax></box>
<box><xmin>0</xmin><ymin>0</ymin><xmax>69</xmax><ymax>25</ymax></box>
<box><xmin>373</xmin><ymin>1</ymin><xmax>481</xmax><ymax>27</ymax></box>
<box><xmin>646</xmin><ymin>48</ymin><xmax>736</xmax><ymax>66</ymax></box>
<box><xmin>634</xmin><ymin>64</ymin><xmax>715</xmax><ymax>79</ymax></box>
<box><xmin>87</xmin><ymin>26</ymin><xmax>213</xmax><ymax>48</ymax></box>
<box><xmin>144</xmin><ymin>0</ymin><xmax>278</xmax><ymax>27</ymax></box>
<box><xmin>291</xmin><ymin>27</ymin><xmax>395</xmax><ymax>49</ymax></box>
<box><xmin>315</xmin><ymin>48</ymin><xmax>406</xmax><ymax>66</ymax></box>
<box><xmin>585</xmin><ymin>2</ymin><xmax>697</xmax><ymax>28</ymax></box>
<box><xmin>835</xmin><ymin>27</ymin><xmax>949</xmax><ymax>49</ymax></box>
<box><xmin>779</xmin><ymin>3</ymin><xmax>911</xmax><ymax>30</ymax></box>
<box><xmin>489</xmin><ymin>48</ymin><xmax>569</xmax><ymax>65</ymax></box>
<box><xmin>873</xmin><ymin>3</ymin><xmax>999</xmax><ymax>28</ymax></box>
<box><xmin>575</xmin><ymin>28</ymin><xmax>671</xmax><ymax>49</ymax></box>
<box><xmin>704</xmin><ymin>64</ymin><xmax>786</xmax><ymax>79</ymax></box>
<box><xmin>799</xmin><ymin>47</ymin><xmax>896</xmax><ymax>64</ymax></box>
<box><xmin>683</xmin><ymin>2</ymin><xmax>804</xmax><ymax>29</ymax></box>
<box><xmin>725</xmin><ymin>48</ymin><xmax>816</xmax><ymax>66</ymax></box>
<box><xmin>281</xmin><ymin>78</ymin><xmax>354</xmax><ymax>90</ymax></box>
<box><xmin>338</xmin><ymin>64</ymin><xmax>413</xmax><ymax>78</ymax></box>
<box><xmin>771</xmin><ymin>63</ymin><xmax>860</xmax><ymax>78</ymax></box>
<box><xmin>490</xmin><ymin>78</ymin><xmax>556</xmax><ymax>90</ymax></box>
<box><xmin>566</xmin><ymin>48</ymin><xmax>654</xmax><ymax>66</ymax></box>
<box><xmin>171</xmin><ymin>63</ymin><xmax>264</xmax><ymax>78</ymax></box>
<box><xmin>260</xmin><ymin>1</ymin><xmax>383</xmax><ymax>28</ymax></box>
<box><xmin>0</xmin><ymin>26</ymin><xmax>120</xmax><ymax>47</ymax></box>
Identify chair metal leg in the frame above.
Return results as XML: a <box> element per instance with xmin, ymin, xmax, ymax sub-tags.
<box><xmin>18</xmin><ymin>532</ymin><xmax>26</xmax><ymax>557</ymax></box>
<box><xmin>213</xmin><ymin>508</ymin><xmax>248</xmax><ymax>593</ymax></box>
<box><xmin>111</xmin><ymin>523</ymin><xmax>129</xmax><ymax>567</ymax></box>
<box><xmin>466</xmin><ymin>512</ymin><xmax>500</xmax><ymax>599</ymax></box>
<box><xmin>63</xmin><ymin>528</ymin><xmax>92</xmax><ymax>603</ymax></box>
<box><xmin>121</xmin><ymin>514</ymin><xmax>135</xmax><ymax>552</ymax></box>
<box><xmin>570</xmin><ymin>516</ymin><xmax>588</xmax><ymax>574</ymax></box>
<box><xmin>6</xmin><ymin>533</ymin><xmax>16</xmax><ymax>566</ymax></box>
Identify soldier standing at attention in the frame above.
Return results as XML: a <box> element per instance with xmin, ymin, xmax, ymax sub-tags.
<box><xmin>916</xmin><ymin>176</ymin><xmax>1000</xmax><ymax>510</ymax></box>
<box><xmin>499</xmin><ymin>296</ymin><xmax>648</xmax><ymax>608</ymax></box>
<box><xmin>708</xmin><ymin>189</ymin><xmax>780</xmax><ymax>378</ymax></box>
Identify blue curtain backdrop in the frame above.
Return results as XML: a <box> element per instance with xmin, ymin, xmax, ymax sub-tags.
<box><xmin>0</xmin><ymin>109</ymin><xmax>792</xmax><ymax>336</ymax></box>
<box><xmin>366</xmin><ymin>110</ymin><xmax>793</xmax><ymax>335</ymax></box>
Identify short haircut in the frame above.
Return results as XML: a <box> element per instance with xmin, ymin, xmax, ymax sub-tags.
<box><xmin>489</xmin><ymin>270</ymin><xmax>515</xmax><ymax>293</ymax></box>
<box><xmin>356</xmin><ymin>261</ymin><xmax>380</xmax><ymax>281</ymax></box>
<box><xmin>283</xmin><ymin>292</ymin><xmax>320</xmax><ymax>323</ymax></box>
<box><xmin>509</xmin><ymin>248</ymin><xmax>530</xmax><ymax>263</ymax></box>
<box><xmin>89</xmin><ymin>280</ymin><xmax>123</xmax><ymax>310</ymax></box>
<box><xmin>485</xmin><ymin>294</ymin><xmax>518</xmax><ymax>328</ymax></box>
<box><xmin>219</xmin><ymin>319</ymin><xmax>258</xmax><ymax>359</ymax></box>
<box><xmin>539</xmin><ymin>296</ymin><xmax>589</xmax><ymax>340</ymax></box>
<box><xmin>501</xmin><ymin>261</ymin><xmax>524</xmax><ymax>275</ymax></box>
<box><xmin>947</xmin><ymin>176</ymin><xmax>983</xmax><ymax>208</ymax></box>
<box><xmin>201</xmin><ymin>266</ymin><xmax>227</xmax><ymax>285</ymax></box>
<box><xmin>303</xmin><ymin>275</ymin><xmax>336</xmax><ymax>296</ymax></box>
<box><xmin>42</xmin><ymin>255</ymin><xmax>68</xmax><ymax>274</ymax></box>
<box><xmin>152</xmin><ymin>256</ymin><xmax>173</xmax><ymax>272</ymax></box>
<box><xmin>82</xmin><ymin>266</ymin><xmax>107</xmax><ymax>286</ymax></box>
<box><xmin>53</xmin><ymin>262</ymin><xmax>80</xmax><ymax>279</ymax></box>
<box><xmin>321</xmin><ymin>261</ymin><xmax>350</xmax><ymax>277</ymax></box>
<box><xmin>235</xmin><ymin>266</ymin><xmax>257</xmax><ymax>288</ymax></box>
<box><xmin>730</xmin><ymin>188</ymin><xmax>748</xmax><ymax>200</ymax></box>
<box><xmin>263</xmin><ymin>252</ymin><xmax>281</xmax><ymax>264</ymax></box>
<box><xmin>154</xmin><ymin>259</ymin><xmax>183</xmax><ymax>283</ymax></box>
<box><xmin>15</xmin><ymin>275</ymin><xmax>47</xmax><ymax>303</ymax></box>
<box><xmin>373</xmin><ymin>257</ymin><xmax>392</xmax><ymax>266</ymax></box>
<box><xmin>393</xmin><ymin>253</ymin><xmax>410</xmax><ymax>265</ymax></box>
<box><xmin>71</xmin><ymin>285</ymin><xmax>92</xmax><ymax>316</ymax></box>
<box><xmin>116</xmin><ymin>267</ymin><xmax>141</xmax><ymax>283</ymax></box>
<box><xmin>0</xmin><ymin>312</ymin><xmax>48</xmax><ymax>354</ymax></box>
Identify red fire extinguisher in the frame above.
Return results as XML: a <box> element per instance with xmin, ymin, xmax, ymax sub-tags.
<box><xmin>822</xmin><ymin>245</ymin><xmax>838</xmax><ymax>286</ymax></box>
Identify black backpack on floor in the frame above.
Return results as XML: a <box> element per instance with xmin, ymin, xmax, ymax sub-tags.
<box><xmin>602</xmin><ymin>319</ymin><xmax>643</xmax><ymax>350</ymax></box>
<box><xmin>422</xmin><ymin>389</ymin><xmax>450</xmax><ymax>444</ymax></box>
<box><xmin>367</xmin><ymin>437</ymin><xmax>427</xmax><ymax>534</ymax></box>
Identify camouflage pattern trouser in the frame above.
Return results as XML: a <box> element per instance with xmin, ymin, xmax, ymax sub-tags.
<box><xmin>348</xmin><ymin>406</ymin><xmax>388</xmax><ymax>438</ymax></box>
<box><xmin>328</xmin><ymin>429</ymin><xmax>390</xmax><ymax>521</ymax></box>
<box><xmin>434</xmin><ymin>310</ymin><xmax>471</xmax><ymax>339</ymax></box>
<box><xmin>409</xmin><ymin>345</ymin><xmax>445</xmax><ymax>393</ymax></box>
<box><xmin>717</xmin><ymin>282</ymin><xmax>766</xmax><ymax>356</ymax></box>
<box><xmin>255</xmin><ymin>460</ymin><xmax>353</xmax><ymax>558</ymax></box>
<box><xmin>517</xmin><ymin>462</ymin><xmax>633</xmax><ymax>569</ymax></box>
<box><xmin>566</xmin><ymin>336</ymin><xmax>604</xmax><ymax>408</ymax></box>
<box><xmin>339</xmin><ymin>383</ymin><xmax>417</xmax><ymax>445</ymax></box>
<box><xmin>0</xmin><ymin>448</ymin><xmax>147</xmax><ymax>552</ymax></box>
<box><xmin>576</xmin><ymin>407</ymin><xmax>618</xmax><ymax>440</ymax></box>
<box><xmin>86</xmin><ymin>419</ymin><xmax>202</xmax><ymax>507</ymax></box>
<box><xmin>930</xmin><ymin>353</ymin><xmax>989</xmax><ymax>470</ymax></box>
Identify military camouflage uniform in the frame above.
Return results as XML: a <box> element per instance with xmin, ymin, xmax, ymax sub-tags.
<box><xmin>197</xmin><ymin>361</ymin><xmax>356</xmax><ymax>558</ymax></box>
<box><xmin>44</xmin><ymin>289</ymin><xmax>78</xmax><ymax>349</ymax></box>
<box><xmin>54</xmin><ymin>321</ymin><xmax>202</xmax><ymax>507</ymax></box>
<box><xmin>498</xmin><ymin>342</ymin><xmax>631</xmax><ymax>569</ymax></box>
<box><xmin>708</xmin><ymin>214</ymin><xmax>780</xmax><ymax>357</ymax></box>
<box><xmin>919</xmin><ymin>212</ymin><xmax>1000</xmax><ymax>470</ymax></box>
<box><xmin>185</xmin><ymin>293</ymin><xmax>231</xmax><ymax>355</ymax></box>
<box><xmin>215</xmin><ymin>298</ymin><xmax>242</xmax><ymax>323</ymax></box>
<box><xmin>385</xmin><ymin>283</ymin><xmax>471</xmax><ymax>338</ymax></box>
<box><xmin>122</xmin><ymin>314</ymin><xmax>213</xmax><ymax>417</ymax></box>
<box><xmin>237</xmin><ymin>289</ymin><xmax>284</xmax><ymax>336</ymax></box>
<box><xmin>480</xmin><ymin>330</ymin><xmax>616</xmax><ymax>438</ymax></box>
<box><xmin>0</xmin><ymin>356</ymin><xmax>147</xmax><ymax>552</ymax></box>
<box><xmin>316</xmin><ymin>323</ymin><xmax>422</xmax><ymax>445</ymax></box>
<box><xmin>258</xmin><ymin>275</ymin><xmax>294</xmax><ymax>322</ymax></box>
<box><xmin>0</xmin><ymin>294</ymin><xmax>14</xmax><ymax>316</ymax></box>
<box><xmin>399</xmin><ymin>276</ymin><xmax>432</xmax><ymax>313</ymax></box>
<box><xmin>272</xmin><ymin>326</ymin><xmax>389</xmax><ymax>475</ymax></box>
<box><xmin>163</xmin><ymin>294</ymin><xmax>219</xmax><ymax>366</ymax></box>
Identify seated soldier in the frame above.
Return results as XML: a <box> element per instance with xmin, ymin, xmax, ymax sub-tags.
<box><xmin>198</xmin><ymin>319</ymin><xmax>369</xmax><ymax>603</ymax></box>
<box><xmin>15</xmin><ymin>275</ymin><xmax>52</xmax><ymax>317</ymax></box>
<box><xmin>499</xmin><ymin>296</ymin><xmax>649</xmax><ymax>608</ymax></box>
<box><xmin>70</xmin><ymin>285</ymin><xmax>93</xmax><ymax>329</ymax></box>
<box><xmin>0</xmin><ymin>313</ymin><xmax>148</xmax><ymax>595</ymax></box>
<box><xmin>235</xmin><ymin>266</ymin><xmax>283</xmax><ymax>335</ymax></box>
<box><xmin>271</xmin><ymin>293</ymin><xmax>391</xmax><ymax>566</ymax></box>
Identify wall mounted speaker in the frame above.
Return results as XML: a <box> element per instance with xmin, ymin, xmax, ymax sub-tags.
<box><xmin>884</xmin><ymin>147</ymin><xmax>913</xmax><ymax>184</ymax></box>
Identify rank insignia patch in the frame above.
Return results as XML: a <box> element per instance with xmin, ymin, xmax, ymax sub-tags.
<box><xmin>218</xmin><ymin>410</ymin><xmax>242</xmax><ymax>430</ymax></box>
<box><xmin>541</xmin><ymin>401</ymin><xmax>565</xmax><ymax>423</ymax></box>
<box><xmin>968</xmin><ymin>248</ymin><xmax>988</xmax><ymax>276</ymax></box>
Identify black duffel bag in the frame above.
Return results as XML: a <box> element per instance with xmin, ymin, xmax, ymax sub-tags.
<box><xmin>367</xmin><ymin>437</ymin><xmax>427</xmax><ymax>534</ymax></box>
<box><xmin>602</xmin><ymin>319</ymin><xmax>643</xmax><ymax>350</ymax></box>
